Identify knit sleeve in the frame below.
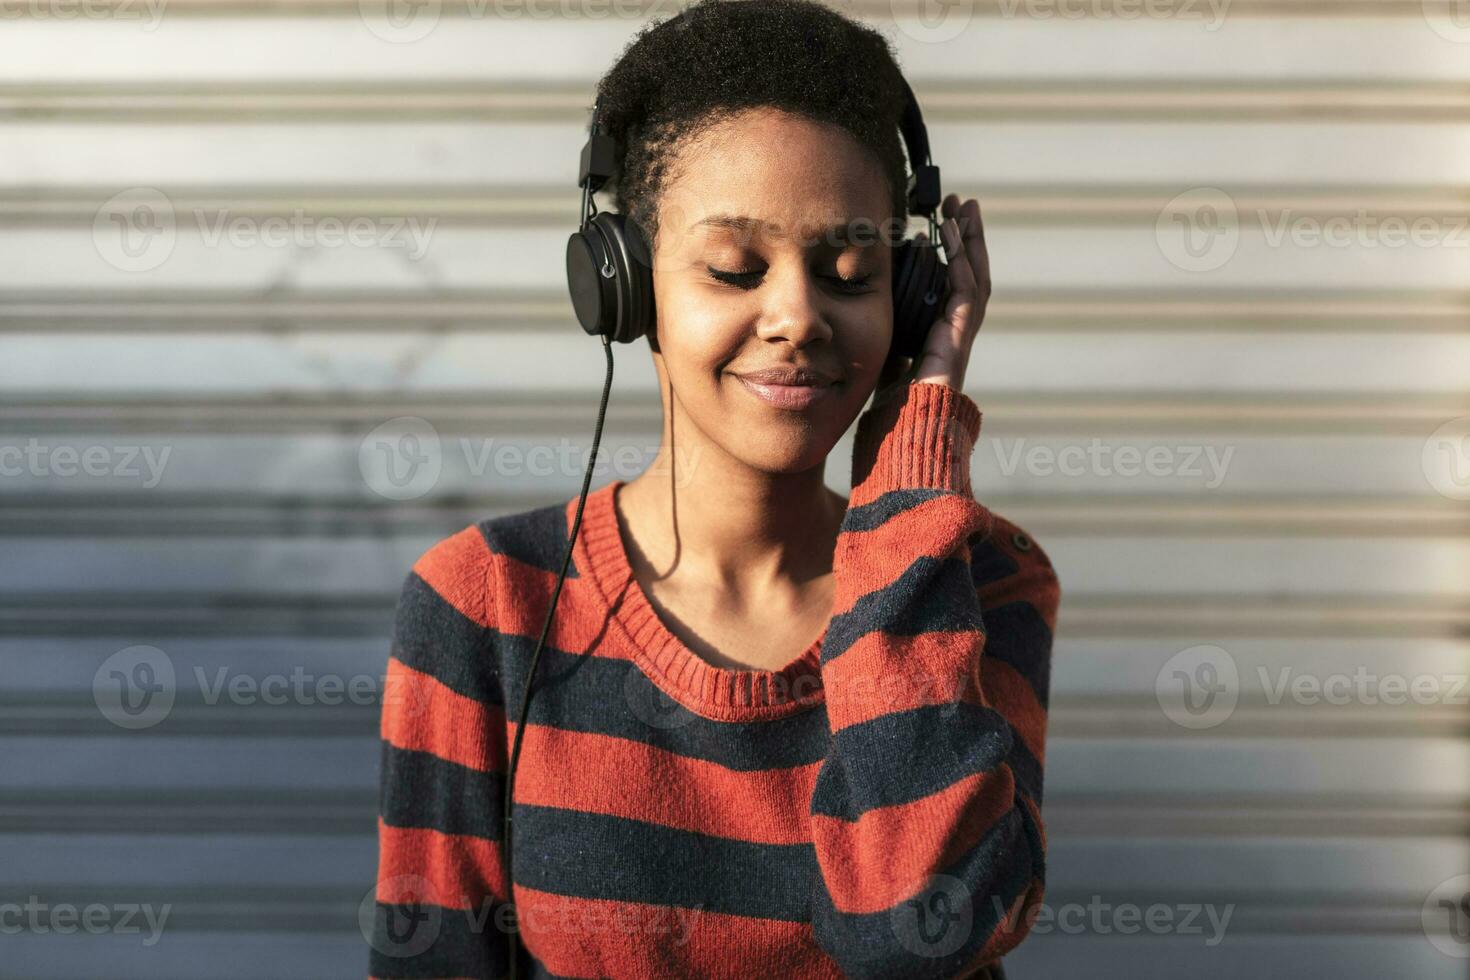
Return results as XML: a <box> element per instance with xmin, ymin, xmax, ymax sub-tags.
<box><xmin>809</xmin><ymin>380</ymin><xmax>1060</xmax><ymax>978</ymax></box>
<box><xmin>368</xmin><ymin>526</ymin><xmax>516</xmax><ymax>979</ymax></box>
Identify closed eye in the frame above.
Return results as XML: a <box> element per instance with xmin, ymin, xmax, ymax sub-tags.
<box><xmin>705</xmin><ymin>266</ymin><xmax>875</xmax><ymax>295</ymax></box>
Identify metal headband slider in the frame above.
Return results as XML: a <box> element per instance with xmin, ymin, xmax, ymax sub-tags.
<box><xmin>906</xmin><ymin>163</ymin><xmax>941</xmax><ymax>217</ymax></box>
<box><xmin>578</xmin><ymin>132</ymin><xmax>618</xmax><ymax>192</ymax></box>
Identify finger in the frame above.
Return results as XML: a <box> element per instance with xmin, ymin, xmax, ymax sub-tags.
<box><xmin>940</xmin><ymin>192</ymin><xmax>961</xmax><ymax>224</ymax></box>
<box><xmin>940</xmin><ymin>217</ymin><xmax>978</xmax><ymax>326</ymax></box>
<box><xmin>959</xmin><ymin>199</ymin><xmax>991</xmax><ymax>309</ymax></box>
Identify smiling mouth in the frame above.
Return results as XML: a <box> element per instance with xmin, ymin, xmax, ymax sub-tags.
<box><xmin>732</xmin><ymin>375</ymin><xmax>837</xmax><ymax>411</ymax></box>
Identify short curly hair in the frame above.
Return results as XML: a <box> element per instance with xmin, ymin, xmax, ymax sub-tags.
<box><xmin>592</xmin><ymin>0</ymin><xmax>913</xmax><ymax>251</ymax></box>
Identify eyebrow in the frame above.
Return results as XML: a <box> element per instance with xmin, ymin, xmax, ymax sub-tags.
<box><xmin>693</xmin><ymin>213</ymin><xmax>876</xmax><ymax>245</ymax></box>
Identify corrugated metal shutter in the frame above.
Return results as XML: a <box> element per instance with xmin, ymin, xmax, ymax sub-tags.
<box><xmin>2</xmin><ymin>3</ymin><xmax>1467</xmax><ymax>977</ymax></box>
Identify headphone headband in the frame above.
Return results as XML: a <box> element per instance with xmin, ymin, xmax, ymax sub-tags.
<box><xmin>576</xmin><ymin>82</ymin><xmax>941</xmax><ymax>221</ymax></box>
<box><xmin>564</xmin><ymin>68</ymin><xmax>949</xmax><ymax>350</ymax></box>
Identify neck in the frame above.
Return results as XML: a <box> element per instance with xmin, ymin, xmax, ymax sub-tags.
<box><xmin>616</xmin><ymin>443</ymin><xmax>846</xmax><ymax>599</ymax></box>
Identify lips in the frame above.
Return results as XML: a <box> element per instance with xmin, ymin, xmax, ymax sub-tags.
<box><xmin>732</xmin><ymin>366</ymin><xmax>840</xmax><ymax>386</ymax></box>
<box><xmin>731</xmin><ymin>366</ymin><xmax>840</xmax><ymax>411</ymax></box>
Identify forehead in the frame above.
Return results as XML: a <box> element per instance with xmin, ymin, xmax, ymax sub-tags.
<box><xmin>658</xmin><ymin>108</ymin><xmax>894</xmax><ymax>245</ymax></box>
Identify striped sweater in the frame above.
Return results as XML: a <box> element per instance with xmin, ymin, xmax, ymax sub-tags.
<box><xmin>369</xmin><ymin>379</ymin><xmax>1061</xmax><ymax>979</ymax></box>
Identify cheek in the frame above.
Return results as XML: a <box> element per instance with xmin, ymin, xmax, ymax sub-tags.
<box><xmin>846</xmin><ymin>298</ymin><xmax>896</xmax><ymax>372</ymax></box>
<box><xmin>653</xmin><ymin>283</ymin><xmax>747</xmax><ymax>376</ymax></box>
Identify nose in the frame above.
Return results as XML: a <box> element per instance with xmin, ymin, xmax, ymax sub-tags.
<box><xmin>752</xmin><ymin>261</ymin><xmax>834</xmax><ymax>349</ymax></box>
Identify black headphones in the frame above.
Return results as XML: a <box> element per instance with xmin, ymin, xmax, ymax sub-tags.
<box><xmin>565</xmin><ymin>75</ymin><xmax>949</xmax><ymax>357</ymax></box>
<box><xmin>502</xmin><ymin>77</ymin><xmax>947</xmax><ymax>980</ymax></box>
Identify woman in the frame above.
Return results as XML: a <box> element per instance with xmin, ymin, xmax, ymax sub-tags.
<box><xmin>368</xmin><ymin>1</ymin><xmax>1060</xmax><ymax>977</ymax></box>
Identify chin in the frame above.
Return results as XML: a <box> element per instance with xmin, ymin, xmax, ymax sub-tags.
<box><xmin>735</xmin><ymin>438</ymin><xmax>833</xmax><ymax>476</ymax></box>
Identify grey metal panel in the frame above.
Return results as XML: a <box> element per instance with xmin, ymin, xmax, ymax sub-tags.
<box><xmin>2</xmin><ymin>7</ymin><xmax>1465</xmax><ymax>978</ymax></box>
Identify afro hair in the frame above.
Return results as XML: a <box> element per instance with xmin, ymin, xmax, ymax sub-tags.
<box><xmin>591</xmin><ymin>0</ymin><xmax>914</xmax><ymax>250</ymax></box>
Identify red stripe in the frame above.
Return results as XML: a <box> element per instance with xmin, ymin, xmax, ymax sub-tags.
<box><xmin>832</xmin><ymin>493</ymin><xmax>978</xmax><ymax>610</ymax></box>
<box><xmin>505</xmin><ymin>721</ymin><xmax>819</xmax><ymax>845</ymax></box>
<box><xmin>821</xmin><ymin>629</ymin><xmax>983</xmax><ymax>731</ymax></box>
<box><xmin>810</xmin><ymin>765</ymin><xmax>1017</xmax><ymax>914</ymax></box>
<box><xmin>412</xmin><ymin>526</ymin><xmax>494</xmax><ymax>625</ymax></box>
<box><xmin>969</xmin><ymin>793</ymin><xmax>1047</xmax><ymax>963</ymax></box>
<box><xmin>980</xmin><ymin>657</ymin><xmax>1047</xmax><ymax>765</ymax></box>
<box><xmin>376</xmin><ymin>820</ymin><xmax>506</xmax><ymax>909</ymax></box>
<box><xmin>976</xmin><ymin>871</ymin><xmax>1044</xmax><ymax>964</ymax></box>
<box><xmin>382</xmin><ymin>657</ymin><xmax>505</xmax><ymax>773</ymax></box>
<box><xmin>511</xmin><ymin>883</ymin><xmax>844</xmax><ymax>980</ymax></box>
<box><xmin>411</xmin><ymin>524</ymin><xmax>638</xmax><ymax>669</ymax></box>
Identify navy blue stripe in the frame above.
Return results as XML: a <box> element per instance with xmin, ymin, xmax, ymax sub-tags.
<box><xmin>392</xmin><ymin>572</ymin><xmax>502</xmax><ymax>706</ymax></box>
<box><xmin>368</xmin><ymin>899</ymin><xmax>526</xmax><ymax>979</ymax></box>
<box><xmin>810</xmin><ymin>702</ymin><xmax>1012</xmax><ymax>820</ymax></box>
<box><xmin>840</xmin><ymin>487</ymin><xmax>951</xmax><ymax>533</ymax></box>
<box><xmin>968</xmin><ymin>535</ymin><xmax>1020</xmax><ymax>589</ymax></box>
<box><xmin>822</xmin><ymin>554</ymin><xmax>986</xmax><ymax>665</ymax></box>
<box><xmin>981</xmin><ymin>600</ymin><xmax>1053</xmax><ymax>713</ymax></box>
<box><xmin>1000</xmin><ymin>720</ymin><xmax>1043</xmax><ymax>809</ymax></box>
<box><xmin>496</xmin><ymin>632</ymin><xmax>832</xmax><ymax>771</ymax></box>
<box><xmin>380</xmin><ymin>743</ymin><xmax>504</xmax><ymax>841</ymax></box>
<box><xmin>394</xmin><ymin>574</ymin><xmax>830</xmax><ymax>771</ymax></box>
<box><xmin>510</xmin><ymin>803</ymin><xmax>816</xmax><ymax>922</ymax></box>
<box><xmin>810</xmin><ymin>806</ymin><xmax>1037</xmax><ymax>980</ymax></box>
<box><xmin>479</xmin><ymin>502</ymin><xmax>580</xmax><ymax>579</ymax></box>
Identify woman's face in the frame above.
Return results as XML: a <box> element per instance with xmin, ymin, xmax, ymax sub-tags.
<box><xmin>646</xmin><ymin>107</ymin><xmax>896</xmax><ymax>476</ymax></box>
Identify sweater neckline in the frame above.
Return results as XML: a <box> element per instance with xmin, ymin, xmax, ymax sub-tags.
<box><xmin>573</xmin><ymin>478</ymin><xmax>826</xmax><ymax>722</ymax></box>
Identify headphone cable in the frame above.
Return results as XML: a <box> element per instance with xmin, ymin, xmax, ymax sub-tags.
<box><xmin>502</xmin><ymin>332</ymin><xmax>615</xmax><ymax>980</ymax></box>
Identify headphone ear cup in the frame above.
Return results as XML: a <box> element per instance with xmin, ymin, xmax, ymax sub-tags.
<box><xmin>566</xmin><ymin>225</ymin><xmax>617</xmax><ymax>340</ymax></box>
<box><xmin>891</xmin><ymin>237</ymin><xmax>949</xmax><ymax>360</ymax></box>
<box><xmin>565</xmin><ymin>211</ymin><xmax>656</xmax><ymax>344</ymax></box>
